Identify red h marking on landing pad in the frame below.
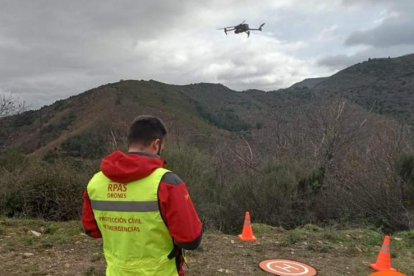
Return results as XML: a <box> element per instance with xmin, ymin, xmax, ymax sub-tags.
<box><xmin>259</xmin><ymin>259</ymin><xmax>317</xmax><ymax>276</ymax></box>
<box><xmin>273</xmin><ymin>263</ymin><xmax>302</xmax><ymax>272</ymax></box>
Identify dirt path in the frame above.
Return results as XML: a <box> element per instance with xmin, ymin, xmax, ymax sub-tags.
<box><xmin>1</xmin><ymin>219</ymin><xmax>413</xmax><ymax>275</ymax></box>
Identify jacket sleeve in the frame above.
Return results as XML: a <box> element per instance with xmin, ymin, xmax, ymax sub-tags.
<box><xmin>158</xmin><ymin>173</ymin><xmax>202</xmax><ymax>250</ymax></box>
<box><xmin>81</xmin><ymin>190</ymin><xmax>102</xmax><ymax>238</ymax></box>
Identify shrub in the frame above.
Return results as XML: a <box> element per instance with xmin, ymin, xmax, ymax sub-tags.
<box><xmin>40</xmin><ymin>112</ymin><xmax>76</xmax><ymax>135</ymax></box>
<box><xmin>11</xmin><ymin>110</ymin><xmax>37</xmax><ymax>127</ymax></box>
<box><xmin>0</xmin><ymin>159</ymin><xmax>98</xmax><ymax>220</ymax></box>
<box><xmin>1</xmin><ymin>138</ymin><xmax>412</xmax><ymax>235</ymax></box>
<box><xmin>221</xmin><ymin>158</ymin><xmax>314</xmax><ymax>232</ymax></box>
<box><xmin>162</xmin><ymin>145</ymin><xmax>224</xmax><ymax>229</ymax></box>
<box><xmin>398</xmin><ymin>153</ymin><xmax>414</xmax><ymax>210</ymax></box>
<box><xmin>62</xmin><ymin>133</ymin><xmax>106</xmax><ymax>158</ymax></box>
<box><xmin>398</xmin><ymin>153</ymin><xmax>414</xmax><ymax>185</ymax></box>
<box><xmin>196</xmin><ymin>103</ymin><xmax>250</xmax><ymax>131</ymax></box>
<box><xmin>0</xmin><ymin>148</ymin><xmax>26</xmax><ymax>172</ymax></box>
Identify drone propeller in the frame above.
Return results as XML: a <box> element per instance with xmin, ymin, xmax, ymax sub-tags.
<box><xmin>259</xmin><ymin>23</ymin><xmax>265</xmax><ymax>31</ymax></box>
<box><xmin>218</xmin><ymin>20</ymin><xmax>246</xmax><ymax>30</ymax></box>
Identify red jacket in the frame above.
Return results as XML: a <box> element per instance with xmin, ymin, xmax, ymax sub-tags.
<box><xmin>82</xmin><ymin>151</ymin><xmax>202</xmax><ymax>275</ymax></box>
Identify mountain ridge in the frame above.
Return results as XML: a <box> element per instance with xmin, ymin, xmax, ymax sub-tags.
<box><xmin>1</xmin><ymin>53</ymin><xmax>413</xmax><ymax>157</ymax></box>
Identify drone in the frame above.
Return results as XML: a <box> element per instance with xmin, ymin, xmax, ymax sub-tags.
<box><xmin>218</xmin><ymin>20</ymin><xmax>265</xmax><ymax>37</ymax></box>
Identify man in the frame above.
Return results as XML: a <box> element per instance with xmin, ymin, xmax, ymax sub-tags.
<box><xmin>82</xmin><ymin>115</ymin><xmax>202</xmax><ymax>276</ymax></box>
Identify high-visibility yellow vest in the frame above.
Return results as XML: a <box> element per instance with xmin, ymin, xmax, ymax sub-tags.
<box><xmin>87</xmin><ymin>168</ymin><xmax>179</xmax><ymax>276</ymax></box>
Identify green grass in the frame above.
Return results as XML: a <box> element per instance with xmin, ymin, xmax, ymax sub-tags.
<box><xmin>1</xmin><ymin>217</ymin><xmax>414</xmax><ymax>275</ymax></box>
<box><xmin>0</xmin><ymin>224</ymin><xmax>5</xmax><ymax>235</ymax></box>
<box><xmin>251</xmin><ymin>223</ymin><xmax>285</xmax><ymax>234</ymax></box>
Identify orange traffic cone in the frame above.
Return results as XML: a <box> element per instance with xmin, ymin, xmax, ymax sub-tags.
<box><xmin>369</xmin><ymin>236</ymin><xmax>396</xmax><ymax>272</ymax></box>
<box><xmin>238</xmin><ymin>212</ymin><xmax>257</xmax><ymax>242</ymax></box>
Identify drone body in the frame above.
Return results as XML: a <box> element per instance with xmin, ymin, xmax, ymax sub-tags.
<box><xmin>218</xmin><ymin>21</ymin><xmax>265</xmax><ymax>37</ymax></box>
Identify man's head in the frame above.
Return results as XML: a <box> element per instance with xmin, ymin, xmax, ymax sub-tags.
<box><xmin>127</xmin><ymin>115</ymin><xmax>167</xmax><ymax>155</ymax></box>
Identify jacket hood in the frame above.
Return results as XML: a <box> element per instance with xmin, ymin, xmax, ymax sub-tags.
<box><xmin>101</xmin><ymin>151</ymin><xmax>165</xmax><ymax>183</ymax></box>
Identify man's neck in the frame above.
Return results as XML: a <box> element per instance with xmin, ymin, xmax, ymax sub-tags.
<box><xmin>128</xmin><ymin>147</ymin><xmax>158</xmax><ymax>156</ymax></box>
<box><xmin>127</xmin><ymin>151</ymin><xmax>160</xmax><ymax>158</ymax></box>
<box><xmin>128</xmin><ymin>146</ymin><xmax>149</xmax><ymax>153</ymax></box>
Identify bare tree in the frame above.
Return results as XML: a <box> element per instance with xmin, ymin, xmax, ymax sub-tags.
<box><xmin>0</xmin><ymin>93</ymin><xmax>27</xmax><ymax>118</ymax></box>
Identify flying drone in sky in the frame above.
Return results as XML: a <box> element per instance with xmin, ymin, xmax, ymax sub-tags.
<box><xmin>218</xmin><ymin>20</ymin><xmax>265</xmax><ymax>37</ymax></box>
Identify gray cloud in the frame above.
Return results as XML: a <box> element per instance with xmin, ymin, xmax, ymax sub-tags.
<box><xmin>345</xmin><ymin>16</ymin><xmax>414</xmax><ymax>48</ymax></box>
<box><xmin>0</xmin><ymin>0</ymin><xmax>412</xmax><ymax>108</ymax></box>
<box><xmin>317</xmin><ymin>44</ymin><xmax>414</xmax><ymax>70</ymax></box>
<box><xmin>344</xmin><ymin>0</ymin><xmax>414</xmax><ymax>48</ymax></box>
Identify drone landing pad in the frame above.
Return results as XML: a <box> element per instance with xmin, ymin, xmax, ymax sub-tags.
<box><xmin>259</xmin><ymin>259</ymin><xmax>317</xmax><ymax>276</ymax></box>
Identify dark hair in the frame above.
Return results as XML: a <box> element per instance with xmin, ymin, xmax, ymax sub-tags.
<box><xmin>127</xmin><ymin>115</ymin><xmax>167</xmax><ymax>147</ymax></box>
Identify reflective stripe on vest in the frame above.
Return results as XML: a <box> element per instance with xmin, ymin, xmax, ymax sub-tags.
<box><xmin>90</xmin><ymin>200</ymin><xmax>159</xmax><ymax>212</ymax></box>
<box><xmin>87</xmin><ymin>168</ymin><xmax>179</xmax><ymax>276</ymax></box>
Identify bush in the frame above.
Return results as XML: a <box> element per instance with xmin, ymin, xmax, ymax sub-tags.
<box><xmin>62</xmin><ymin>133</ymin><xmax>106</xmax><ymax>158</ymax></box>
<box><xmin>1</xmin><ymin>139</ymin><xmax>412</xmax><ymax>234</ymax></box>
<box><xmin>40</xmin><ymin>112</ymin><xmax>76</xmax><ymax>135</ymax></box>
<box><xmin>0</xmin><ymin>148</ymin><xmax>26</xmax><ymax>172</ymax></box>
<box><xmin>163</xmin><ymin>145</ymin><xmax>224</xmax><ymax>229</ymax></box>
<box><xmin>398</xmin><ymin>153</ymin><xmax>414</xmax><ymax>185</ymax></box>
<box><xmin>11</xmin><ymin>110</ymin><xmax>37</xmax><ymax>127</ymax></box>
<box><xmin>0</xmin><ymin>159</ymin><xmax>98</xmax><ymax>220</ymax></box>
<box><xmin>222</xmin><ymin>158</ymin><xmax>314</xmax><ymax>232</ymax></box>
<box><xmin>196</xmin><ymin>104</ymin><xmax>250</xmax><ymax>131</ymax></box>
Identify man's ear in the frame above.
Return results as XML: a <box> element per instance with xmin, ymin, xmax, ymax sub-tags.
<box><xmin>153</xmin><ymin>139</ymin><xmax>161</xmax><ymax>150</ymax></box>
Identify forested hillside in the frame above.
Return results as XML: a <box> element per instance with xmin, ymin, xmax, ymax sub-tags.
<box><xmin>1</xmin><ymin>54</ymin><xmax>414</xmax><ymax>234</ymax></box>
<box><xmin>310</xmin><ymin>54</ymin><xmax>414</xmax><ymax>127</ymax></box>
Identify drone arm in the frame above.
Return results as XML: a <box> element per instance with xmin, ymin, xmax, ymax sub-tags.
<box><xmin>248</xmin><ymin>23</ymin><xmax>265</xmax><ymax>31</ymax></box>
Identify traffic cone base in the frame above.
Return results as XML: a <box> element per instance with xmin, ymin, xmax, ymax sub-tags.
<box><xmin>238</xmin><ymin>234</ymin><xmax>257</xmax><ymax>242</ymax></box>
<box><xmin>238</xmin><ymin>212</ymin><xmax>257</xmax><ymax>242</ymax></box>
<box><xmin>369</xmin><ymin>271</ymin><xmax>405</xmax><ymax>276</ymax></box>
<box><xmin>369</xmin><ymin>264</ymin><xmax>396</xmax><ymax>272</ymax></box>
<box><xmin>369</xmin><ymin>236</ymin><xmax>396</xmax><ymax>272</ymax></box>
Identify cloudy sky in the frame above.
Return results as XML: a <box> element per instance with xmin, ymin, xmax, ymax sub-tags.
<box><xmin>1</xmin><ymin>0</ymin><xmax>413</xmax><ymax>109</ymax></box>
